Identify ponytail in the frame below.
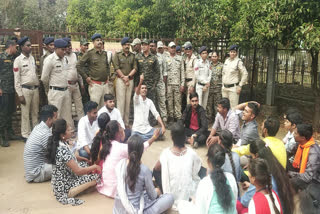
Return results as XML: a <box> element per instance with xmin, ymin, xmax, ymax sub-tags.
<box><xmin>99</xmin><ymin>120</ymin><xmax>118</xmax><ymax>161</ymax></box>
<box><xmin>267</xmin><ymin>176</ymin><xmax>280</xmax><ymax>214</ymax></box>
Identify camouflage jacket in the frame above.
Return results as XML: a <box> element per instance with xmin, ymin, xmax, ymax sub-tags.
<box><xmin>135</xmin><ymin>52</ymin><xmax>160</xmax><ymax>88</ymax></box>
<box><xmin>166</xmin><ymin>54</ymin><xmax>185</xmax><ymax>86</ymax></box>
<box><xmin>210</xmin><ymin>61</ymin><xmax>223</xmax><ymax>87</ymax></box>
<box><xmin>0</xmin><ymin>52</ymin><xmax>16</xmax><ymax>93</ymax></box>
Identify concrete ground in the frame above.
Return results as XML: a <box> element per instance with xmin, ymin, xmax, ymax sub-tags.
<box><xmin>0</xmin><ymin>124</ymin><xmax>290</xmax><ymax>214</ymax></box>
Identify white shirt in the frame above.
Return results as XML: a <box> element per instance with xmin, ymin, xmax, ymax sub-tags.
<box><xmin>132</xmin><ymin>93</ymin><xmax>160</xmax><ymax>134</ymax></box>
<box><xmin>77</xmin><ymin>115</ymin><xmax>99</xmax><ymax>149</ymax></box>
<box><xmin>194</xmin><ymin>58</ymin><xmax>211</xmax><ymax>84</ymax></box>
<box><xmin>98</xmin><ymin>106</ymin><xmax>125</xmax><ymax>129</ymax></box>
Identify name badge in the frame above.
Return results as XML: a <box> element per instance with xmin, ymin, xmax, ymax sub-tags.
<box><xmin>4</xmin><ymin>60</ymin><xmax>11</xmax><ymax>63</ymax></box>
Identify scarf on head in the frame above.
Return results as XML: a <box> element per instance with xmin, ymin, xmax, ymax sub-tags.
<box><xmin>292</xmin><ymin>137</ymin><xmax>315</xmax><ymax>173</ymax></box>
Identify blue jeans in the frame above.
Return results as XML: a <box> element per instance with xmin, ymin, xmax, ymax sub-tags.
<box><xmin>78</xmin><ymin>147</ymin><xmax>90</xmax><ymax>159</ymax></box>
<box><xmin>131</xmin><ymin>128</ymin><xmax>162</xmax><ymax>142</ymax></box>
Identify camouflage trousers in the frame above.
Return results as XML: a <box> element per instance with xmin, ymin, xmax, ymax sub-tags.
<box><xmin>0</xmin><ymin>93</ymin><xmax>16</xmax><ymax>133</ymax></box>
<box><xmin>167</xmin><ymin>85</ymin><xmax>182</xmax><ymax>119</ymax></box>
<box><xmin>206</xmin><ymin>86</ymin><xmax>222</xmax><ymax>123</ymax></box>
<box><xmin>147</xmin><ymin>87</ymin><xmax>158</xmax><ymax>126</ymax></box>
<box><xmin>156</xmin><ymin>81</ymin><xmax>167</xmax><ymax>121</ymax></box>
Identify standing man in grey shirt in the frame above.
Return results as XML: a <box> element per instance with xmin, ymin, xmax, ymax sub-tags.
<box><xmin>23</xmin><ymin>105</ymin><xmax>58</xmax><ymax>183</ymax></box>
<box><xmin>234</xmin><ymin>101</ymin><xmax>260</xmax><ymax>146</ymax></box>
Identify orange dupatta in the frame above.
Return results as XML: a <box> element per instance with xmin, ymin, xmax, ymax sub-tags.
<box><xmin>292</xmin><ymin>137</ymin><xmax>315</xmax><ymax>173</ymax></box>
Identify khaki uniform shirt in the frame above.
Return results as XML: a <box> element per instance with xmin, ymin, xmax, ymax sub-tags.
<box><xmin>65</xmin><ymin>52</ymin><xmax>83</xmax><ymax>86</ymax></box>
<box><xmin>112</xmin><ymin>50</ymin><xmax>137</xmax><ymax>76</ymax></box>
<box><xmin>76</xmin><ymin>48</ymin><xmax>110</xmax><ymax>82</ymax></box>
<box><xmin>222</xmin><ymin>57</ymin><xmax>248</xmax><ymax>86</ymax></box>
<box><xmin>185</xmin><ymin>54</ymin><xmax>197</xmax><ymax>85</ymax></box>
<box><xmin>39</xmin><ymin>51</ymin><xmax>51</xmax><ymax>75</ymax></box>
<box><xmin>41</xmin><ymin>52</ymin><xmax>68</xmax><ymax>88</ymax></box>
<box><xmin>166</xmin><ymin>54</ymin><xmax>185</xmax><ymax>86</ymax></box>
<box><xmin>13</xmin><ymin>53</ymin><xmax>39</xmax><ymax>96</ymax></box>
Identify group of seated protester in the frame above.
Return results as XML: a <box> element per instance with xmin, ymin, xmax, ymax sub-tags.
<box><xmin>23</xmin><ymin>77</ymin><xmax>320</xmax><ymax>213</ymax></box>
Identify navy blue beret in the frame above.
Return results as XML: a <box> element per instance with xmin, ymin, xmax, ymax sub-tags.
<box><xmin>17</xmin><ymin>37</ymin><xmax>29</xmax><ymax>46</ymax></box>
<box><xmin>121</xmin><ymin>37</ymin><xmax>130</xmax><ymax>45</ymax></box>
<box><xmin>199</xmin><ymin>46</ymin><xmax>207</xmax><ymax>54</ymax></box>
<box><xmin>176</xmin><ymin>46</ymin><xmax>181</xmax><ymax>52</ymax></box>
<box><xmin>44</xmin><ymin>37</ymin><xmax>54</xmax><ymax>45</ymax></box>
<box><xmin>62</xmin><ymin>37</ymin><xmax>71</xmax><ymax>44</ymax></box>
<box><xmin>229</xmin><ymin>45</ymin><xmax>238</xmax><ymax>51</ymax></box>
<box><xmin>91</xmin><ymin>33</ymin><xmax>102</xmax><ymax>41</ymax></box>
<box><xmin>54</xmin><ymin>39</ymin><xmax>68</xmax><ymax>48</ymax></box>
<box><xmin>185</xmin><ymin>44</ymin><xmax>192</xmax><ymax>50</ymax></box>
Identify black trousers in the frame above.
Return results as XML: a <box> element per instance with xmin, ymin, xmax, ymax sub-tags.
<box><xmin>185</xmin><ymin>128</ymin><xmax>209</xmax><ymax>145</ymax></box>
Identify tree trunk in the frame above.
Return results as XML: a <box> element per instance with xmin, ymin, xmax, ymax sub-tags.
<box><xmin>266</xmin><ymin>46</ymin><xmax>277</xmax><ymax>106</ymax></box>
<box><xmin>311</xmin><ymin>50</ymin><xmax>320</xmax><ymax>132</ymax></box>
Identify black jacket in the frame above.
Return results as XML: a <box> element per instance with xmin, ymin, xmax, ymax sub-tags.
<box><xmin>182</xmin><ymin>104</ymin><xmax>208</xmax><ymax>136</ymax></box>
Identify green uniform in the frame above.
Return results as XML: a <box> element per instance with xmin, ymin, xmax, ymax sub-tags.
<box><xmin>113</xmin><ymin>50</ymin><xmax>137</xmax><ymax>75</ymax></box>
<box><xmin>135</xmin><ymin>52</ymin><xmax>160</xmax><ymax>102</ymax></box>
<box><xmin>76</xmin><ymin>48</ymin><xmax>110</xmax><ymax>81</ymax></box>
<box><xmin>39</xmin><ymin>51</ymin><xmax>51</xmax><ymax>106</ymax></box>
<box><xmin>76</xmin><ymin>51</ymin><xmax>90</xmax><ymax>104</ymax></box>
<box><xmin>0</xmin><ymin>52</ymin><xmax>17</xmax><ymax>146</ymax></box>
<box><xmin>206</xmin><ymin>62</ymin><xmax>223</xmax><ymax>122</ymax></box>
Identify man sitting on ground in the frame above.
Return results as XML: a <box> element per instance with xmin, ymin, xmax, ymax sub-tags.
<box><xmin>234</xmin><ymin>101</ymin><xmax>260</xmax><ymax>146</ymax></box>
<box><xmin>181</xmin><ymin>92</ymin><xmax>209</xmax><ymax>148</ymax></box>
<box><xmin>132</xmin><ymin>74</ymin><xmax>166</xmax><ymax>141</ymax></box>
<box><xmin>23</xmin><ymin>105</ymin><xmax>58</xmax><ymax>183</ymax></box>
<box><xmin>289</xmin><ymin>124</ymin><xmax>320</xmax><ymax>189</ymax></box>
<box><xmin>233</xmin><ymin>116</ymin><xmax>287</xmax><ymax>169</ymax></box>
<box><xmin>77</xmin><ymin>101</ymin><xmax>99</xmax><ymax>159</ymax></box>
<box><xmin>206</xmin><ymin>98</ymin><xmax>240</xmax><ymax>146</ymax></box>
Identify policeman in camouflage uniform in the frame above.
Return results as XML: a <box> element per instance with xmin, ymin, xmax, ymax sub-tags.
<box><xmin>166</xmin><ymin>41</ymin><xmax>185</xmax><ymax>122</ymax></box>
<box><xmin>0</xmin><ymin>40</ymin><xmax>18</xmax><ymax>147</ymax></box>
<box><xmin>135</xmin><ymin>39</ymin><xmax>160</xmax><ymax>103</ymax></box>
<box><xmin>206</xmin><ymin>51</ymin><xmax>223</xmax><ymax>123</ymax></box>
<box><xmin>76</xmin><ymin>39</ymin><xmax>90</xmax><ymax>104</ymax></box>
<box><xmin>150</xmin><ymin>40</ymin><xmax>168</xmax><ymax>124</ymax></box>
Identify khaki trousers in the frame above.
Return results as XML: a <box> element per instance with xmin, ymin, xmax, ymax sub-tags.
<box><xmin>68</xmin><ymin>84</ymin><xmax>84</xmax><ymax>120</ymax></box>
<box><xmin>222</xmin><ymin>86</ymin><xmax>239</xmax><ymax>109</ymax></box>
<box><xmin>196</xmin><ymin>83</ymin><xmax>209</xmax><ymax>109</ymax></box>
<box><xmin>116</xmin><ymin>78</ymin><xmax>133</xmax><ymax>126</ymax></box>
<box><xmin>48</xmin><ymin>88</ymin><xmax>74</xmax><ymax>130</ymax></box>
<box><xmin>88</xmin><ymin>82</ymin><xmax>110</xmax><ymax>109</ymax></box>
<box><xmin>156</xmin><ymin>81</ymin><xmax>167</xmax><ymax>121</ymax></box>
<box><xmin>21</xmin><ymin>88</ymin><xmax>39</xmax><ymax>138</ymax></box>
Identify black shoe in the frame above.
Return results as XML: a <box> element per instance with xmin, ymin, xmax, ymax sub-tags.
<box><xmin>1</xmin><ymin>136</ymin><xmax>9</xmax><ymax>147</ymax></box>
<box><xmin>22</xmin><ymin>137</ymin><xmax>28</xmax><ymax>143</ymax></box>
<box><xmin>6</xmin><ymin>129</ymin><xmax>23</xmax><ymax>141</ymax></box>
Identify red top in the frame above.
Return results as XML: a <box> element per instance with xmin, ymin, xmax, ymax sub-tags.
<box><xmin>189</xmin><ymin>108</ymin><xmax>199</xmax><ymax>131</ymax></box>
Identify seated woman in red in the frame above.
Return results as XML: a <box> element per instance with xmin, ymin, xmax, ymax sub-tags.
<box><xmin>248</xmin><ymin>158</ymin><xmax>282</xmax><ymax>214</ymax></box>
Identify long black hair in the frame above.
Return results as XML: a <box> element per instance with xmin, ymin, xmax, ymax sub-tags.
<box><xmin>248</xmin><ymin>158</ymin><xmax>280</xmax><ymax>214</ymax></box>
<box><xmin>219</xmin><ymin>130</ymin><xmax>237</xmax><ymax>180</ymax></box>
<box><xmin>250</xmin><ymin>140</ymin><xmax>294</xmax><ymax>214</ymax></box>
<box><xmin>99</xmin><ymin>120</ymin><xmax>120</xmax><ymax>161</ymax></box>
<box><xmin>90</xmin><ymin>113</ymin><xmax>110</xmax><ymax>164</ymax></box>
<box><xmin>46</xmin><ymin>119</ymin><xmax>67</xmax><ymax>165</ymax></box>
<box><xmin>207</xmin><ymin>143</ymin><xmax>233</xmax><ymax>212</ymax></box>
<box><xmin>126</xmin><ymin>135</ymin><xmax>144</xmax><ymax>192</ymax></box>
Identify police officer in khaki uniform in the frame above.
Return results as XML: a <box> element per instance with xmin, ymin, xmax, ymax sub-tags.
<box><xmin>63</xmin><ymin>37</ymin><xmax>84</xmax><ymax>121</ymax></box>
<box><xmin>13</xmin><ymin>37</ymin><xmax>39</xmax><ymax>141</ymax></box>
<box><xmin>166</xmin><ymin>41</ymin><xmax>185</xmax><ymax>122</ymax></box>
<box><xmin>184</xmin><ymin>42</ymin><xmax>197</xmax><ymax>104</ymax></box>
<box><xmin>76</xmin><ymin>34</ymin><xmax>111</xmax><ymax>109</ymax></box>
<box><xmin>113</xmin><ymin>37</ymin><xmax>137</xmax><ymax>127</ymax></box>
<box><xmin>222</xmin><ymin>45</ymin><xmax>248</xmax><ymax>108</ymax></box>
<box><xmin>41</xmin><ymin>39</ymin><xmax>73</xmax><ymax>129</ymax></box>
<box><xmin>39</xmin><ymin>37</ymin><xmax>55</xmax><ymax>75</ymax></box>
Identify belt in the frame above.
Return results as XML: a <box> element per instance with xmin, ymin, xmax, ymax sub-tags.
<box><xmin>185</xmin><ymin>78</ymin><xmax>193</xmax><ymax>82</ymax></box>
<box><xmin>22</xmin><ymin>85</ymin><xmax>39</xmax><ymax>90</ymax></box>
<box><xmin>197</xmin><ymin>82</ymin><xmax>206</xmax><ymax>86</ymax></box>
<box><xmin>68</xmin><ymin>80</ymin><xmax>77</xmax><ymax>85</ymax></box>
<box><xmin>117</xmin><ymin>74</ymin><xmax>134</xmax><ymax>80</ymax></box>
<box><xmin>92</xmin><ymin>79</ymin><xmax>108</xmax><ymax>85</ymax></box>
<box><xmin>224</xmin><ymin>82</ymin><xmax>239</xmax><ymax>88</ymax></box>
<box><xmin>49</xmin><ymin>86</ymin><xmax>68</xmax><ymax>91</ymax></box>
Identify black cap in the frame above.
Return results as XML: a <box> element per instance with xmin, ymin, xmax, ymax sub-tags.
<box><xmin>199</xmin><ymin>46</ymin><xmax>207</xmax><ymax>54</ymax></box>
<box><xmin>91</xmin><ymin>33</ymin><xmax>102</xmax><ymax>41</ymax></box>
<box><xmin>62</xmin><ymin>37</ymin><xmax>71</xmax><ymax>44</ymax></box>
<box><xmin>121</xmin><ymin>37</ymin><xmax>130</xmax><ymax>45</ymax></box>
<box><xmin>17</xmin><ymin>37</ymin><xmax>29</xmax><ymax>46</ymax></box>
<box><xmin>54</xmin><ymin>39</ymin><xmax>68</xmax><ymax>48</ymax></box>
<box><xmin>176</xmin><ymin>46</ymin><xmax>181</xmax><ymax>52</ymax></box>
<box><xmin>44</xmin><ymin>37</ymin><xmax>54</xmax><ymax>45</ymax></box>
<box><xmin>229</xmin><ymin>44</ymin><xmax>238</xmax><ymax>51</ymax></box>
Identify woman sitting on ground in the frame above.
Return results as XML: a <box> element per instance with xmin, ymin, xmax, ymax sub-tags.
<box><xmin>153</xmin><ymin>122</ymin><xmax>201</xmax><ymax>210</ymax></box>
<box><xmin>239</xmin><ymin>139</ymin><xmax>294</xmax><ymax>214</ymax></box>
<box><xmin>247</xmin><ymin>158</ymin><xmax>282</xmax><ymax>214</ymax></box>
<box><xmin>113</xmin><ymin>135</ymin><xmax>174</xmax><ymax>214</ymax></box>
<box><xmin>219</xmin><ymin>129</ymin><xmax>242</xmax><ymax>182</ymax></box>
<box><xmin>91</xmin><ymin>120</ymin><xmax>159</xmax><ymax>198</ymax></box>
<box><xmin>46</xmin><ymin>119</ymin><xmax>101</xmax><ymax>206</ymax></box>
<box><xmin>178</xmin><ymin>143</ymin><xmax>238</xmax><ymax>214</ymax></box>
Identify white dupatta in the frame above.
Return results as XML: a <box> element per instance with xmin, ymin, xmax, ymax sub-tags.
<box><xmin>116</xmin><ymin>159</ymin><xmax>144</xmax><ymax>214</ymax></box>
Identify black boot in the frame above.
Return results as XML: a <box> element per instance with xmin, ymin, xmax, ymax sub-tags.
<box><xmin>6</xmin><ymin>128</ymin><xmax>22</xmax><ymax>141</ymax></box>
<box><xmin>0</xmin><ymin>132</ymin><xmax>9</xmax><ymax>147</ymax></box>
